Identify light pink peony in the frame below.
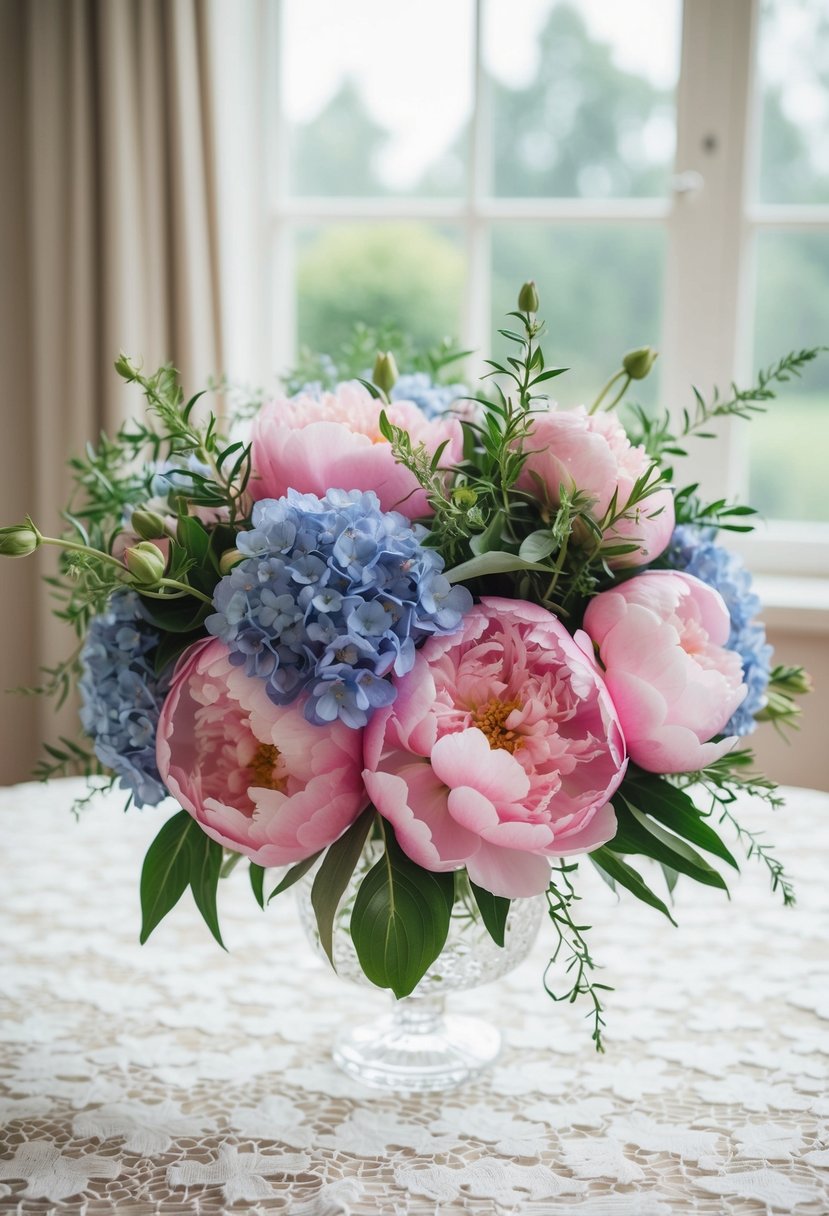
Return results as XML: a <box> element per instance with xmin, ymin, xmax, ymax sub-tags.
<box><xmin>580</xmin><ymin>570</ymin><xmax>747</xmax><ymax>774</ymax></box>
<box><xmin>516</xmin><ymin>405</ymin><xmax>674</xmax><ymax>567</ymax></box>
<box><xmin>362</xmin><ymin>597</ymin><xmax>626</xmax><ymax>898</ymax></box>
<box><xmin>157</xmin><ymin>638</ymin><xmax>368</xmax><ymax>866</ymax></box>
<box><xmin>250</xmin><ymin>381</ymin><xmax>463</xmax><ymax>519</ymax></box>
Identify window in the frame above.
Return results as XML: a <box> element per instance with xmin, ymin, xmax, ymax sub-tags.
<box><xmin>262</xmin><ymin>0</ymin><xmax>829</xmax><ymax>583</ymax></box>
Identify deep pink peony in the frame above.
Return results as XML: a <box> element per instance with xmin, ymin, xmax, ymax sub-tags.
<box><xmin>581</xmin><ymin>570</ymin><xmax>747</xmax><ymax>774</ymax></box>
<box><xmin>516</xmin><ymin>405</ymin><xmax>675</xmax><ymax>567</ymax></box>
<box><xmin>157</xmin><ymin>638</ymin><xmax>368</xmax><ymax>866</ymax></box>
<box><xmin>362</xmin><ymin>597</ymin><xmax>626</xmax><ymax>898</ymax></box>
<box><xmin>250</xmin><ymin>381</ymin><xmax>463</xmax><ymax>519</ymax></box>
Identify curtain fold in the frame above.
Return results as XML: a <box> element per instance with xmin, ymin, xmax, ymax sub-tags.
<box><xmin>0</xmin><ymin>0</ymin><xmax>227</xmax><ymax>783</ymax></box>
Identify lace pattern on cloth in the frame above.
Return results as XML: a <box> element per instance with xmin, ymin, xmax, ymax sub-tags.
<box><xmin>1</xmin><ymin>778</ymin><xmax>828</xmax><ymax>1213</ymax></box>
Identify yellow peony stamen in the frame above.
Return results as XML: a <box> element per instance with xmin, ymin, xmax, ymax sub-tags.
<box><xmin>472</xmin><ymin>697</ymin><xmax>523</xmax><ymax>754</ymax></box>
<box><xmin>250</xmin><ymin>743</ymin><xmax>287</xmax><ymax>791</ymax></box>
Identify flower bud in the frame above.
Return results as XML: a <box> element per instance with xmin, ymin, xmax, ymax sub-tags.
<box><xmin>130</xmin><ymin>509</ymin><xmax>168</xmax><ymax>541</ymax></box>
<box><xmin>0</xmin><ymin>523</ymin><xmax>39</xmax><ymax>558</ymax></box>
<box><xmin>373</xmin><ymin>351</ymin><xmax>399</xmax><ymax>395</ymax></box>
<box><xmin>452</xmin><ymin>486</ymin><xmax>478</xmax><ymax>510</ymax></box>
<box><xmin>219</xmin><ymin>549</ymin><xmax>245</xmax><ymax>575</ymax></box>
<box><xmin>518</xmin><ymin>281</ymin><xmax>540</xmax><ymax>313</ymax></box>
<box><xmin>123</xmin><ymin>541</ymin><xmax>167</xmax><ymax>585</ymax></box>
<box><xmin>622</xmin><ymin>346</ymin><xmax>658</xmax><ymax>380</ymax></box>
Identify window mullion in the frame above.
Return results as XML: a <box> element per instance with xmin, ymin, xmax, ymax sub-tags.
<box><xmin>662</xmin><ymin>0</ymin><xmax>759</xmax><ymax>502</ymax></box>
<box><xmin>464</xmin><ymin>0</ymin><xmax>490</xmax><ymax>381</ymax></box>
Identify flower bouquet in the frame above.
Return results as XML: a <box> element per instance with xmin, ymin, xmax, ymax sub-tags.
<box><xmin>2</xmin><ymin>282</ymin><xmax>814</xmax><ymax>1091</ymax></box>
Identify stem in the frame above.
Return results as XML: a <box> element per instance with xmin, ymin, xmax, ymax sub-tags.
<box><xmin>158</xmin><ymin>578</ymin><xmax>213</xmax><ymax>604</ymax></box>
<box><xmin>602</xmin><ymin>374</ymin><xmax>632</xmax><ymax>413</ymax></box>
<box><xmin>588</xmin><ymin>368</ymin><xmax>625</xmax><ymax>415</ymax></box>
<box><xmin>39</xmin><ymin>535</ymin><xmax>126</xmax><ymax>572</ymax></box>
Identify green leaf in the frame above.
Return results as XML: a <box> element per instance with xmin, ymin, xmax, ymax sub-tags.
<box><xmin>590</xmin><ymin>848</ymin><xmax>677</xmax><ymax>925</ymax></box>
<box><xmin>267</xmin><ymin>851</ymin><xmax>323</xmax><ymax>901</ymax></box>
<box><xmin>249</xmin><ymin>863</ymin><xmax>265</xmax><ymax>909</ymax></box>
<box><xmin>530</xmin><ymin>367</ymin><xmax>569</xmax><ymax>385</ymax></box>
<box><xmin>518</xmin><ymin>530</ymin><xmax>557</xmax><ymax>563</ymax></box>
<box><xmin>350</xmin><ymin>826</ymin><xmax>455</xmax><ymax>998</ymax></box>
<box><xmin>660</xmin><ymin>862</ymin><xmax>679</xmax><ymax>895</ymax></box>
<box><xmin>445</xmin><ymin>551</ymin><xmax>551</xmax><ymax>584</ymax></box>
<box><xmin>622</xmin><ymin>772</ymin><xmax>739</xmax><ymax>869</ymax></box>
<box><xmin>188</xmin><ymin>829</ymin><xmax>226</xmax><ymax>949</ymax></box>
<box><xmin>469</xmin><ymin>880</ymin><xmax>510</xmax><ymax>947</ymax></box>
<box><xmin>611</xmin><ymin>799</ymin><xmax>728</xmax><ymax>892</ymax></box>
<box><xmin>311</xmin><ymin>808</ymin><xmax>375</xmax><ymax>966</ymax></box>
<box><xmin>176</xmin><ymin>514</ymin><xmax>211</xmax><ymax>562</ymax></box>
<box><xmin>139</xmin><ymin>811</ymin><xmax>196</xmax><ymax>944</ymax></box>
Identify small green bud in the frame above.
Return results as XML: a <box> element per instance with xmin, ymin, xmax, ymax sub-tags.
<box><xmin>622</xmin><ymin>346</ymin><xmax>658</xmax><ymax>380</ymax></box>
<box><xmin>518</xmin><ymin>280</ymin><xmax>540</xmax><ymax>313</ymax></box>
<box><xmin>219</xmin><ymin>549</ymin><xmax>245</xmax><ymax>575</ymax></box>
<box><xmin>0</xmin><ymin>523</ymin><xmax>40</xmax><ymax>558</ymax></box>
<box><xmin>373</xmin><ymin>351</ymin><xmax>399</xmax><ymax>395</ymax></box>
<box><xmin>123</xmin><ymin>541</ymin><xmax>167</xmax><ymax>585</ymax></box>
<box><xmin>452</xmin><ymin>486</ymin><xmax>478</xmax><ymax>510</ymax></box>
<box><xmin>114</xmin><ymin>353</ymin><xmax>138</xmax><ymax>381</ymax></box>
<box><xmin>130</xmin><ymin>510</ymin><xmax>168</xmax><ymax>541</ymax></box>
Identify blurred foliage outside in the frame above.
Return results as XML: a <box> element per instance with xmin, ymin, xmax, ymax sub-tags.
<box><xmin>290</xmin><ymin>3</ymin><xmax>828</xmax><ymax>520</ymax></box>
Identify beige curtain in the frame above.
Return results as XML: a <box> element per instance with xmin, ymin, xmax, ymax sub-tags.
<box><xmin>0</xmin><ymin>0</ymin><xmax>225</xmax><ymax>783</ymax></box>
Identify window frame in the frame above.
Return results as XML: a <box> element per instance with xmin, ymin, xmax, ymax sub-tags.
<box><xmin>262</xmin><ymin>0</ymin><xmax>829</xmax><ymax>586</ymax></box>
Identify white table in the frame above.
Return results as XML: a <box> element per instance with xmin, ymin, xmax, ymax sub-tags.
<box><xmin>1</xmin><ymin>777</ymin><xmax>827</xmax><ymax>1213</ymax></box>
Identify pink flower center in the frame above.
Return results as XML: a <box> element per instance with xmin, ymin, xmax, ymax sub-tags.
<box><xmin>249</xmin><ymin>742</ymin><xmax>288</xmax><ymax>792</ymax></box>
<box><xmin>471</xmin><ymin>696</ymin><xmax>524</xmax><ymax>754</ymax></box>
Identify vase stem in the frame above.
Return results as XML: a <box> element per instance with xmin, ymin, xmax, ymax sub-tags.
<box><xmin>390</xmin><ymin>993</ymin><xmax>445</xmax><ymax>1037</ymax></box>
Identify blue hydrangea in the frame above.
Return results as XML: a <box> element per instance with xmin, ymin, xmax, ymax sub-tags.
<box><xmin>79</xmin><ymin>590</ymin><xmax>171</xmax><ymax>807</ymax></box>
<box><xmin>392</xmin><ymin>373</ymin><xmax>467</xmax><ymax>420</ymax></box>
<box><xmin>206</xmin><ymin>488</ymin><xmax>473</xmax><ymax>728</ymax></box>
<box><xmin>665</xmin><ymin>525</ymin><xmax>773</xmax><ymax>735</ymax></box>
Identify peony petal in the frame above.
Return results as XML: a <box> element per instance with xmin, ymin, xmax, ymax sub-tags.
<box><xmin>363</xmin><ymin>765</ymin><xmax>479</xmax><ymax>871</ymax></box>
<box><xmin>466</xmin><ymin>842</ymin><xmax>552</xmax><ymax>898</ymax></box>
<box><xmin>430</xmin><ymin>728</ymin><xmax>531</xmax><ymax>803</ymax></box>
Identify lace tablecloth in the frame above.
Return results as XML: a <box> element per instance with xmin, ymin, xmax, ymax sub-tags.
<box><xmin>1</xmin><ymin>778</ymin><xmax>828</xmax><ymax>1214</ymax></box>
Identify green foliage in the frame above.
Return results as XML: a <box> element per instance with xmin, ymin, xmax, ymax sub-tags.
<box><xmin>590</xmin><ymin>848</ymin><xmax>676</xmax><ymax>925</ymax></box>
<box><xmin>679</xmin><ymin>750</ymin><xmax>795</xmax><ymax>906</ymax></box>
<box><xmin>545</xmin><ymin>861</ymin><xmax>613</xmax><ymax>1053</ymax></box>
<box><xmin>139</xmin><ymin>811</ymin><xmax>227</xmax><ymax>947</ymax></box>
<box><xmin>266</xmin><ymin>853</ymin><xmax>323</xmax><ymax>901</ymax></box>
<box><xmin>469</xmin><ymin>881</ymin><xmax>511</xmax><ymax>948</ymax></box>
<box><xmin>310</xmin><ymin>808</ymin><xmax>374</xmax><ymax>966</ymax></box>
<box><xmin>628</xmin><ymin>348</ymin><xmax>824</xmax><ymax>464</ymax></box>
<box><xmin>349</xmin><ymin>821</ymin><xmax>455</xmax><ymax>998</ymax></box>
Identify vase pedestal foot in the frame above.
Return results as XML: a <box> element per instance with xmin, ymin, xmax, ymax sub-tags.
<box><xmin>333</xmin><ymin>996</ymin><xmax>501</xmax><ymax>1092</ymax></box>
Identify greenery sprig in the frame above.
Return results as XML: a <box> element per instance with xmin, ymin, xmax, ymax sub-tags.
<box><xmin>545</xmin><ymin>860</ymin><xmax>611</xmax><ymax>1053</ymax></box>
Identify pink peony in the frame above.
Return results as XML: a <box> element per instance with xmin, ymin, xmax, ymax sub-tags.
<box><xmin>157</xmin><ymin>638</ymin><xmax>368</xmax><ymax>866</ymax></box>
<box><xmin>363</xmin><ymin>597</ymin><xmax>626</xmax><ymax>898</ymax></box>
<box><xmin>581</xmin><ymin>570</ymin><xmax>747</xmax><ymax>774</ymax></box>
<box><xmin>250</xmin><ymin>381</ymin><xmax>463</xmax><ymax>519</ymax></box>
<box><xmin>516</xmin><ymin>405</ymin><xmax>675</xmax><ymax>567</ymax></box>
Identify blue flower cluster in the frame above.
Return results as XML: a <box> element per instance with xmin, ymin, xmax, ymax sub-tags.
<box><xmin>79</xmin><ymin>590</ymin><xmax>171</xmax><ymax>807</ymax></box>
<box><xmin>206</xmin><ymin>489</ymin><xmax>473</xmax><ymax>728</ymax></box>
<box><xmin>392</xmin><ymin>373</ymin><xmax>467</xmax><ymax>420</ymax></box>
<box><xmin>665</xmin><ymin>525</ymin><xmax>773</xmax><ymax>735</ymax></box>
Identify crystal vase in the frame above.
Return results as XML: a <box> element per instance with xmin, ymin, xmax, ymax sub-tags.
<box><xmin>296</xmin><ymin>843</ymin><xmax>545</xmax><ymax>1092</ymax></box>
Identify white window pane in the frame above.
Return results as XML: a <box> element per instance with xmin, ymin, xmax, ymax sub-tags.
<box><xmin>295</xmin><ymin>223</ymin><xmax>466</xmax><ymax>355</ymax></box>
<box><xmin>756</xmin><ymin>0</ymin><xmax>829</xmax><ymax>204</ymax></box>
<box><xmin>491</xmin><ymin>225</ymin><xmax>665</xmax><ymax>406</ymax></box>
<box><xmin>282</xmin><ymin>0</ymin><xmax>474</xmax><ymax>198</ymax></box>
<box><xmin>749</xmin><ymin>232</ymin><xmax>829</xmax><ymax>522</ymax></box>
<box><xmin>484</xmin><ymin>0</ymin><xmax>680</xmax><ymax>198</ymax></box>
